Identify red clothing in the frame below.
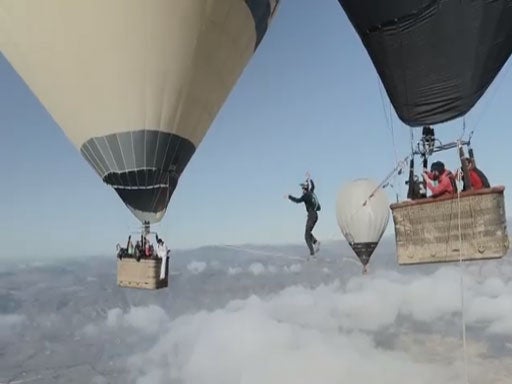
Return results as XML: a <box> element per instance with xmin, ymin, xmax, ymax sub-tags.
<box><xmin>426</xmin><ymin>170</ymin><xmax>455</xmax><ymax>197</ymax></box>
<box><xmin>469</xmin><ymin>169</ymin><xmax>484</xmax><ymax>190</ymax></box>
<box><xmin>457</xmin><ymin>168</ymin><xmax>487</xmax><ymax>190</ymax></box>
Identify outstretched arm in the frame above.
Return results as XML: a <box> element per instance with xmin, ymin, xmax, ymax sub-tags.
<box><xmin>288</xmin><ymin>195</ymin><xmax>303</xmax><ymax>203</ymax></box>
<box><xmin>305</xmin><ymin>172</ymin><xmax>315</xmax><ymax>192</ymax></box>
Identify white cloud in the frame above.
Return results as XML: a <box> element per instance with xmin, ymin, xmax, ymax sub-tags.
<box><xmin>0</xmin><ymin>313</ymin><xmax>25</xmax><ymax>329</ymax></box>
<box><xmin>66</xmin><ymin>261</ymin><xmax>512</xmax><ymax>384</ymax></box>
<box><xmin>249</xmin><ymin>263</ymin><xmax>265</xmax><ymax>275</ymax></box>
<box><xmin>227</xmin><ymin>267</ymin><xmax>242</xmax><ymax>275</ymax></box>
<box><xmin>111</xmin><ymin>263</ymin><xmax>512</xmax><ymax>383</ymax></box>
<box><xmin>399</xmin><ymin>268</ymin><xmax>462</xmax><ymax>322</ymax></box>
<box><xmin>105</xmin><ymin>305</ymin><xmax>169</xmax><ymax>335</ymax></box>
<box><xmin>6</xmin><ymin>244</ymin><xmax>512</xmax><ymax>384</ymax></box>
<box><xmin>122</xmin><ymin>280</ymin><xmax>471</xmax><ymax>384</ymax></box>
<box><xmin>478</xmin><ymin>276</ymin><xmax>507</xmax><ymax>297</ymax></box>
<box><xmin>81</xmin><ymin>305</ymin><xmax>170</xmax><ymax>339</ymax></box>
<box><xmin>187</xmin><ymin>261</ymin><xmax>207</xmax><ymax>274</ymax></box>
<box><xmin>283</xmin><ymin>263</ymin><xmax>302</xmax><ymax>273</ymax></box>
<box><xmin>0</xmin><ymin>314</ymin><xmax>26</xmax><ymax>342</ymax></box>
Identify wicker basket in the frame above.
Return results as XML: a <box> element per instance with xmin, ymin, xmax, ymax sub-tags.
<box><xmin>390</xmin><ymin>186</ymin><xmax>509</xmax><ymax>265</ymax></box>
<box><xmin>116</xmin><ymin>257</ymin><xmax>169</xmax><ymax>289</ymax></box>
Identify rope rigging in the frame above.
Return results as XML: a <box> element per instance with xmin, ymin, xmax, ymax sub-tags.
<box><xmin>455</xmin><ymin>138</ymin><xmax>470</xmax><ymax>384</ymax></box>
<box><xmin>468</xmin><ymin>58</ymin><xmax>512</xmax><ymax>136</ymax></box>
<box><xmin>377</xmin><ymin>78</ymin><xmax>403</xmax><ymax>202</ymax></box>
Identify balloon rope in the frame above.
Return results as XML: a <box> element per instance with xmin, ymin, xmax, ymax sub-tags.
<box><xmin>456</xmin><ymin>140</ymin><xmax>470</xmax><ymax>384</ymax></box>
<box><xmin>376</xmin><ymin>78</ymin><xmax>403</xmax><ymax>202</ymax></box>
<box><xmin>469</xmin><ymin>59</ymin><xmax>512</xmax><ymax>134</ymax></box>
<box><xmin>219</xmin><ymin>244</ymin><xmax>286</xmax><ymax>257</ymax></box>
<box><xmin>362</xmin><ymin>154</ymin><xmax>409</xmax><ymax>207</ymax></box>
<box><xmin>377</xmin><ymin>78</ymin><xmax>398</xmax><ymax>164</ymax></box>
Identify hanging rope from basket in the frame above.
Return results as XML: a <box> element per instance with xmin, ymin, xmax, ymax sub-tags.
<box><xmin>454</xmin><ymin>139</ymin><xmax>470</xmax><ymax>384</ymax></box>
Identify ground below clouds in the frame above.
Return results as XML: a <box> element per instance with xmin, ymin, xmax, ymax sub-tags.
<box><xmin>1</xmin><ymin>240</ymin><xmax>512</xmax><ymax>383</ymax></box>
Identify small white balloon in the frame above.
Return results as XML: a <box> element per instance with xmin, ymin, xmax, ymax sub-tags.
<box><xmin>336</xmin><ymin>178</ymin><xmax>390</xmax><ymax>265</ymax></box>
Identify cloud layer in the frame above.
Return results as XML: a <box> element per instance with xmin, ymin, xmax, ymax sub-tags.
<box><xmin>78</xmin><ymin>264</ymin><xmax>512</xmax><ymax>384</ymax></box>
<box><xmin>2</xmin><ymin>243</ymin><xmax>512</xmax><ymax>384</ymax></box>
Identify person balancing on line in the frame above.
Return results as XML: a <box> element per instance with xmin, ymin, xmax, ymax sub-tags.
<box><xmin>285</xmin><ymin>172</ymin><xmax>321</xmax><ymax>259</ymax></box>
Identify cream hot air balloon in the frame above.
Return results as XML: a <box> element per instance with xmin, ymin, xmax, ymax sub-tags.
<box><xmin>0</xmin><ymin>0</ymin><xmax>280</xmax><ymax>224</ymax></box>
<box><xmin>336</xmin><ymin>178</ymin><xmax>390</xmax><ymax>270</ymax></box>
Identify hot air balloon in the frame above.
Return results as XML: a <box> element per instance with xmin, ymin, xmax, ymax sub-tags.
<box><xmin>336</xmin><ymin>178</ymin><xmax>390</xmax><ymax>272</ymax></box>
<box><xmin>336</xmin><ymin>0</ymin><xmax>511</xmax><ymax>265</ymax></box>
<box><xmin>337</xmin><ymin>0</ymin><xmax>512</xmax><ymax>127</ymax></box>
<box><xmin>0</xmin><ymin>0</ymin><xmax>281</xmax><ymax>288</ymax></box>
<box><xmin>0</xmin><ymin>0</ymin><xmax>280</xmax><ymax>225</ymax></box>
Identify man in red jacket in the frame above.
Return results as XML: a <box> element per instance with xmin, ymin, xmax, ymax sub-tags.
<box><xmin>423</xmin><ymin>161</ymin><xmax>457</xmax><ymax>198</ymax></box>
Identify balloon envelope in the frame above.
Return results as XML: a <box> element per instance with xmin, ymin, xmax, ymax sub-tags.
<box><xmin>0</xmin><ymin>0</ymin><xmax>280</xmax><ymax>223</ymax></box>
<box><xmin>337</xmin><ymin>0</ymin><xmax>512</xmax><ymax>127</ymax></box>
<box><xmin>336</xmin><ymin>178</ymin><xmax>390</xmax><ymax>266</ymax></box>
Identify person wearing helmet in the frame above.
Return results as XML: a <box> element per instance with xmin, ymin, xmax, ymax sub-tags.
<box><xmin>422</xmin><ymin>161</ymin><xmax>457</xmax><ymax>198</ymax></box>
<box><xmin>286</xmin><ymin>172</ymin><xmax>321</xmax><ymax>258</ymax></box>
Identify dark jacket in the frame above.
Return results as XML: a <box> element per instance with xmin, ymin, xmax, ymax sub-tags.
<box><xmin>288</xmin><ymin>179</ymin><xmax>321</xmax><ymax>213</ymax></box>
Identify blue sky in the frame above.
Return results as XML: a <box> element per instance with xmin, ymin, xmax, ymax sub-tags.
<box><xmin>1</xmin><ymin>0</ymin><xmax>511</xmax><ymax>259</ymax></box>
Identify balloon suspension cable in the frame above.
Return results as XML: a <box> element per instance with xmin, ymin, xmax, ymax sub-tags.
<box><xmin>377</xmin><ymin>77</ymin><xmax>399</xmax><ymax>163</ymax></box>
<box><xmin>409</xmin><ymin>127</ymin><xmax>415</xmax><ymax>154</ymax></box>
<box><xmin>469</xmin><ymin>58</ymin><xmax>512</xmax><ymax>135</ymax></box>
<box><xmin>455</xmin><ymin>139</ymin><xmax>470</xmax><ymax>384</ymax></box>
<box><xmin>459</xmin><ymin>116</ymin><xmax>467</xmax><ymax>141</ymax></box>
<box><xmin>362</xmin><ymin>154</ymin><xmax>409</xmax><ymax>207</ymax></box>
<box><xmin>467</xmin><ymin>129</ymin><xmax>474</xmax><ymax>143</ymax></box>
<box><xmin>220</xmin><ymin>244</ymin><xmax>286</xmax><ymax>258</ymax></box>
<box><xmin>143</xmin><ymin>221</ymin><xmax>151</xmax><ymax>237</ymax></box>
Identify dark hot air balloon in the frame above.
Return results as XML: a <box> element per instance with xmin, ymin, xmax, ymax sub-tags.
<box><xmin>337</xmin><ymin>0</ymin><xmax>512</xmax><ymax>127</ymax></box>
